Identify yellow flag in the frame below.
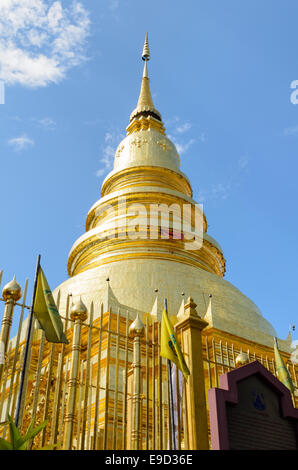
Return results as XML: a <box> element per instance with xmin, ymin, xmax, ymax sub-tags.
<box><xmin>33</xmin><ymin>267</ymin><xmax>68</xmax><ymax>344</ymax></box>
<box><xmin>160</xmin><ymin>308</ymin><xmax>190</xmax><ymax>379</ymax></box>
<box><xmin>274</xmin><ymin>337</ymin><xmax>294</xmax><ymax>393</ymax></box>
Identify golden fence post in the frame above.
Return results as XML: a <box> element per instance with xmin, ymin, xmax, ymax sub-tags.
<box><xmin>80</xmin><ymin>302</ymin><xmax>93</xmax><ymax>450</ymax></box>
<box><xmin>63</xmin><ymin>298</ymin><xmax>88</xmax><ymax>450</ymax></box>
<box><xmin>0</xmin><ymin>277</ymin><xmax>22</xmax><ymax>382</ymax></box>
<box><xmin>129</xmin><ymin>313</ymin><xmax>145</xmax><ymax>450</ymax></box>
<box><xmin>93</xmin><ymin>303</ymin><xmax>103</xmax><ymax>449</ymax></box>
<box><xmin>121</xmin><ymin>311</ymin><xmax>129</xmax><ymax>450</ymax></box>
<box><xmin>3</xmin><ymin>279</ymin><xmax>28</xmax><ymax>434</ymax></box>
<box><xmin>175</xmin><ymin>297</ymin><xmax>209</xmax><ymax>450</ymax></box>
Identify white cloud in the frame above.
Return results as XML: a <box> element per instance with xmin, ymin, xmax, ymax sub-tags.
<box><xmin>37</xmin><ymin>117</ymin><xmax>56</xmax><ymax>129</ymax></box>
<box><xmin>96</xmin><ymin>130</ymin><xmax>124</xmax><ymax>178</ymax></box>
<box><xmin>0</xmin><ymin>0</ymin><xmax>90</xmax><ymax>87</ymax></box>
<box><xmin>175</xmin><ymin>139</ymin><xmax>195</xmax><ymax>155</ymax></box>
<box><xmin>197</xmin><ymin>157</ymin><xmax>250</xmax><ymax>203</ymax></box>
<box><xmin>165</xmin><ymin>117</ymin><xmax>206</xmax><ymax>156</ymax></box>
<box><xmin>8</xmin><ymin>134</ymin><xmax>35</xmax><ymax>151</ymax></box>
<box><xmin>176</xmin><ymin>122</ymin><xmax>191</xmax><ymax>134</ymax></box>
<box><xmin>283</xmin><ymin>125</ymin><xmax>298</xmax><ymax>136</ymax></box>
<box><xmin>105</xmin><ymin>132</ymin><xmax>113</xmax><ymax>142</ymax></box>
<box><xmin>168</xmin><ymin>135</ymin><xmax>195</xmax><ymax>155</ymax></box>
<box><xmin>238</xmin><ymin>155</ymin><xmax>249</xmax><ymax>169</ymax></box>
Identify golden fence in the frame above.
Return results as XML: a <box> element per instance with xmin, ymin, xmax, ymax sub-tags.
<box><xmin>0</xmin><ymin>271</ymin><xmax>297</xmax><ymax>450</ymax></box>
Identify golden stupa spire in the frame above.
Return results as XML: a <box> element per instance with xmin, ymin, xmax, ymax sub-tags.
<box><xmin>127</xmin><ymin>33</ymin><xmax>165</xmax><ymax>134</ymax></box>
<box><xmin>142</xmin><ymin>32</ymin><xmax>150</xmax><ymax>61</ymax></box>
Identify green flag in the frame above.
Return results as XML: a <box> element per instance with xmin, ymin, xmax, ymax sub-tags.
<box><xmin>33</xmin><ymin>267</ymin><xmax>68</xmax><ymax>344</ymax></box>
<box><xmin>273</xmin><ymin>337</ymin><xmax>294</xmax><ymax>393</ymax></box>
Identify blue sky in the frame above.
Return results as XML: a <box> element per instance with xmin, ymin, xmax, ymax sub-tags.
<box><xmin>0</xmin><ymin>0</ymin><xmax>297</xmax><ymax>342</ymax></box>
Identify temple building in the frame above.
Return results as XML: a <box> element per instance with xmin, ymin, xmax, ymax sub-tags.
<box><xmin>0</xmin><ymin>35</ymin><xmax>297</xmax><ymax>450</ymax></box>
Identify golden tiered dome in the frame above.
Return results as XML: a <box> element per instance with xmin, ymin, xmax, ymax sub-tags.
<box><xmin>67</xmin><ymin>34</ymin><xmax>225</xmax><ymax>280</ymax></box>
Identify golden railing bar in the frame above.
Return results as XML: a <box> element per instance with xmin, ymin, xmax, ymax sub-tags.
<box><xmin>31</xmin><ymin>330</ymin><xmax>45</xmax><ymax>423</ymax></box>
<box><xmin>76</xmin><ymin>361</ymin><xmax>84</xmax><ymax>448</ymax></box>
<box><xmin>50</xmin><ymin>350</ymin><xmax>62</xmax><ymax>447</ymax></box>
<box><xmin>80</xmin><ymin>302</ymin><xmax>93</xmax><ymax>450</ymax></box>
<box><xmin>41</xmin><ymin>291</ymin><xmax>59</xmax><ymax>448</ymax></box>
<box><xmin>225</xmin><ymin>342</ymin><xmax>231</xmax><ymax>371</ymax></box>
<box><xmin>130</xmin><ymin>313</ymin><xmax>144</xmax><ymax>450</ymax></box>
<box><xmin>63</xmin><ymin>295</ymin><xmax>87</xmax><ymax>450</ymax></box>
<box><xmin>157</xmin><ymin>322</ymin><xmax>163</xmax><ymax>450</ymax></box>
<box><xmin>182</xmin><ymin>378</ymin><xmax>188</xmax><ymax>450</ymax></box>
<box><xmin>103</xmin><ymin>308</ymin><xmax>112</xmax><ymax>450</ymax></box>
<box><xmin>167</xmin><ymin>361</ymin><xmax>172</xmax><ymax>450</ymax></box>
<box><xmin>58</xmin><ymin>357</ymin><xmax>69</xmax><ymax>448</ymax></box>
<box><xmin>93</xmin><ymin>303</ymin><xmax>103</xmax><ymax>449</ymax></box>
<box><xmin>176</xmin><ymin>365</ymin><xmax>181</xmax><ymax>450</ymax></box>
<box><xmin>145</xmin><ymin>317</ymin><xmax>149</xmax><ymax>450</ymax></box>
<box><xmin>205</xmin><ymin>336</ymin><xmax>212</xmax><ymax>388</ymax></box>
<box><xmin>3</xmin><ymin>278</ymin><xmax>28</xmax><ymax>434</ymax></box>
<box><xmin>219</xmin><ymin>340</ymin><xmax>224</xmax><ymax>374</ymax></box>
<box><xmin>41</xmin><ymin>341</ymin><xmax>56</xmax><ymax>447</ymax></box>
<box><xmin>16</xmin><ymin>309</ymin><xmax>36</xmax><ymax>431</ymax></box>
<box><xmin>42</xmin><ymin>289</ymin><xmax>61</xmax><ymax>446</ymax></box>
<box><xmin>152</xmin><ymin>322</ymin><xmax>156</xmax><ymax>449</ymax></box>
<box><xmin>112</xmin><ymin>308</ymin><xmax>121</xmax><ymax>450</ymax></box>
<box><xmin>51</xmin><ymin>294</ymin><xmax>70</xmax><ymax>446</ymax></box>
<box><xmin>28</xmin><ymin>329</ymin><xmax>45</xmax><ymax>449</ymax></box>
<box><xmin>121</xmin><ymin>310</ymin><xmax>129</xmax><ymax>450</ymax></box>
<box><xmin>231</xmin><ymin>343</ymin><xmax>236</xmax><ymax>368</ymax></box>
<box><xmin>0</xmin><ymin>343</ymin><xmax>12</xmax><ymax>420</ymax></box>
<box><xmin>212</xmin><ymin>338</ymin><xmax>218</xmax><ymax>388</ymax></box>
<box><xmin>265</xmin><ymin>355</ymin><xmax>270</xmax><ymax>372</ymax></box>
<box><xmin>10</xmin><ymin>346</ymin><xmax>24</xmax><ymax>424</ymax></box>
<box><xmin>87</xmin><ymin>363</ymin><xmax>93</xmax><ymax>449</ymax></box>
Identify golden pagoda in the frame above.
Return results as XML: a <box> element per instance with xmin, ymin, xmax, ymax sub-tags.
<box><xmin>0</xmin><ymin>34</ymin><xmax>296</xmax><ymax>451</ymax></box>
<box><xmin>57</xmin><ymin>34</ymin><xmax>289</xmax><ymax>352</ymax></box>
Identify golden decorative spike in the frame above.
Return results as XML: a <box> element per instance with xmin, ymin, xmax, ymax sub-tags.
<box><xmin>142</xmin><ymin>32</ymin><xmax>150</xmax><ymax>61</ymax></box>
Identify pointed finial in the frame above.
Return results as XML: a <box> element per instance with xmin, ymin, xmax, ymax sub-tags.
<box><xmin>142</xmin><ymin>32</ymin><xmax>150</xmax><ymax>61</ymax></box>
<box><xmin>129</xmin><ymin>313</ymin><xmax>145</xmax><ymax>337</ymax></box>
<box><xmin>70</xmin><ymin>296</ymin><xmax>88</xmax><ymax>321</ymax></box>
<box><xmin>2</xmin><ymin>276</ymin><xmax>22</xmax><ymax>302</ymax></box>
<box><xmin>127</xmin><ymin>33</ymin><xmax>165</xmax><ymax>134</ymax></box>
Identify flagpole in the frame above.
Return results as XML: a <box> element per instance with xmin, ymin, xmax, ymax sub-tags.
<box><xmin>15</xmin><ymin>254</ymin><xmax>41</xmax><ymax>427</ymax></box>
<box><xmin>164</xmin><ymin>298</ymin><xmax>176</xmax><ymax>450</ymax></box>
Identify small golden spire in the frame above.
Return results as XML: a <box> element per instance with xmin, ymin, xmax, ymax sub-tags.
<box><xmin>129</xmin><ymin>33</ymin><xmax>162</xmax><ymax>124</ymax></box>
